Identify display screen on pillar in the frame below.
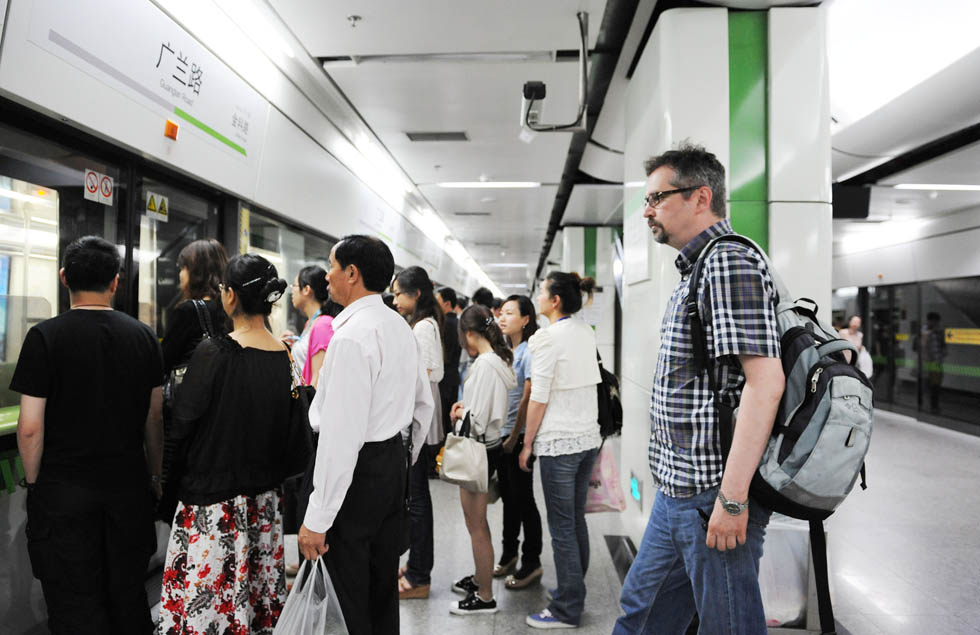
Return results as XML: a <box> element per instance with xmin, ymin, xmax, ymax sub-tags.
<box><xmin>832</xmin><ymin>184</ymin><xmax>871</xmax><ymax>219</ymax></box>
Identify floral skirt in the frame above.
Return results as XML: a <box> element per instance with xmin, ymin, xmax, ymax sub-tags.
<box><xmin>157</xmin><ymin>489</ymin><xmax>286</xmax><ymax>635</ymax></box>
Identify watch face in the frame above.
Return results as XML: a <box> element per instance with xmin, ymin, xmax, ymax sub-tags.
<box><xmin>722</xmin><ymin>501</ymin><xmax>743</xmax><ymax>515</ymax></box>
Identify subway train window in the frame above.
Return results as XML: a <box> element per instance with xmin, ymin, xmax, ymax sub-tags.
<box><xmin>135</xmin><ymin>178</ymin><xmax>218</xmax><ymax>335</ymax></box>
<box><xmin>246</xmin><ymin>208</ymin><xmax>333</xmax><ymax>337</ymax></box>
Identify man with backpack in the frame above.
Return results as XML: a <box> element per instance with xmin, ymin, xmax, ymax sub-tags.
<box><xmin>613</xmin><ymin>144</ymin><xmax>785</xmax><ymax>634</ymax></box>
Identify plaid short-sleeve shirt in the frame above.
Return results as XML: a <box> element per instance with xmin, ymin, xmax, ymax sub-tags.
<box><xmin>649</xmin><ymin>219</ymin><xmax>780</xmax><ymax>498</ymax></box>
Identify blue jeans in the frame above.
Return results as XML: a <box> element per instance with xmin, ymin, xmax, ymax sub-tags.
<box><xmin>538</xmin><ymin>447</ymin><xmax>599</xmax><ymax>625</ymax></box>
<box><xmin>613</xmin><ymin>487</ymin><xmax>771</xmax><ymax>635</ymax></box>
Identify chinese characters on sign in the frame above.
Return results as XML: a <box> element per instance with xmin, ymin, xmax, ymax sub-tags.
<box><xmin>156</xmin><ymin>41</ymin><xmax>203</xmax><ymax>98</ymax></box>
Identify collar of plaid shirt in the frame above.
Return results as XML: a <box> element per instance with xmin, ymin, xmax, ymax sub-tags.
<box><xmin>674</xmin><ymin>218</ymin><xmax>735</xmax><ymax>276</ymax></box>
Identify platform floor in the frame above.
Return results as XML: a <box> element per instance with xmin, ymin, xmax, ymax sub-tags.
<box><xmin>271</xmin><ymin>408</ymin><xmax>980</xmax><ymax>634</ymax></box>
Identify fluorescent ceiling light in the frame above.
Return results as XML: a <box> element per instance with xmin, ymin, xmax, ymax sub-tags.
<box><xmin>892</xmin><ymin>184</ymin><xmax>980</xmax><ymax>191</ymax></box>
<box><xmin>625</xmin><ymin>181</ymin><xmax>645</xmax><ymax>187</ymax></box>
<box><xmin>31</xmin><ymin>216</ymin><xmax>58</xmax><ymax>226</ymax></box>
<box><xmin>437</xmin><ymin>182</ymin><xmax>541</xmax><ymax>189</ymax></box>
<box><xmin>485</xmin><ymin>263</ymin><xmax>529</xmax><ymax>268</ymax></box>
<box><xmin>501</xmin><ymin>283</ymin><xmax>528</xmax><ymax>288</ymax></box>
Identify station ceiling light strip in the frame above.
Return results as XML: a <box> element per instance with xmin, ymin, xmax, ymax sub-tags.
<box><xmin>436</xmin><ymin>182</ymin><xmax>542</xmax><ymax>189</ymax></box>
<box><xmin>892</xmin><ymin>183</ymin><xmax>980</xmax><ymax>191</ymax></box>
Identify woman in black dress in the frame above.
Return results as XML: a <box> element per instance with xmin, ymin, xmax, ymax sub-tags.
<box><xmin>158</xmin><ymin>254</ymin><xmax>294</xmax><ymax>634</ymax></box>
<box><xmin>161</xmin><ymin>239</ymin><xmax>229</xmax><ymax>374</ymax></box>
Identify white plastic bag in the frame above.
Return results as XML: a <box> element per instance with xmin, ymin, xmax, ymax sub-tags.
<box><xmin>759</xmin><ymin>516</ymin><xmax>809</xmax><ymax>627</ymax></box>
<box><xmin>274</xmin><ymin>557</ymin><xmax>348</xmax><ymax>635</ymax></box>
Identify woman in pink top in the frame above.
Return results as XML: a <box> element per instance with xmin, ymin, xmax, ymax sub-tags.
<box><xmin>293</xmin><ymin>265</ymin><xmax>342</xmax><ymax>387</ymax></box>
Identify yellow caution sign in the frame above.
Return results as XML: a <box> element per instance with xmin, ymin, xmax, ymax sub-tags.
<box><xmin>145</xmin><ymin>191</ymin><xmax>169</xmax><ymax>222</ymax></box>
<box><xmin>946</xmin><ymin>328</ymin><xmax>980</xmax><ymax>346</ymax></box>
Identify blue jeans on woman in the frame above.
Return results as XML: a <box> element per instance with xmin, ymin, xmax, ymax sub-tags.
<box><xmin>613</xmin><ymin>486</ymin><xmax>771</xmax><ymax>635</ymax></box>
<box><xmin>538</xmin><ymin>447</ymin><xmax>599</xmax><ymax>625</ymax></box>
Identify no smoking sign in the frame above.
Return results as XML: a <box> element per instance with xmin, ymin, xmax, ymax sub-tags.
<box><xmin>83</xmin><ymin>168</ymin><xmax>114</xmax><ymax>206</ymax></box>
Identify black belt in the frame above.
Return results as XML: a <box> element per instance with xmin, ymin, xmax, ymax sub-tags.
<box><xmin>363</xmin><ymin>433</ymin><xmax>402</xmax><ymax>447</ymax></box>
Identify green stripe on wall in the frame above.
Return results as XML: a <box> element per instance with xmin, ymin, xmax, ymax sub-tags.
<box><xmin>584</xmin><ymin>227</ymin><xmax>597</xmax><ymax>280</ymax></box>
<box><xmin>728</xmin><ymin>11</ymin><xmax>769</xmax><ymax>252</ymax></box>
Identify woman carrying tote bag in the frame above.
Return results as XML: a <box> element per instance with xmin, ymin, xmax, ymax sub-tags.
<box><xmin>445</xmin><ymin>304</ymin><xmax>516</xmax><ymax>616</ymax></box>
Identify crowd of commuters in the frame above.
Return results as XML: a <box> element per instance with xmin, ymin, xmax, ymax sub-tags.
<box><xmin>14</xmin><ymin>142</ymin><xmax>790</xmax><ymax>634</ymax></box>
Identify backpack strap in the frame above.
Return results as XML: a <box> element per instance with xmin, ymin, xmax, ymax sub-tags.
<box><xmin>816</xmin><ymin>339</ymin><xmax>858</xmax><ymax>363</ymax></box>
<box><xmin>190</xmin><ymin>299</ymin><xmax>215</xmax><ymax>339</ymax></box>
<box><xmin>686</xmin><ymin>233</ymin><xmax>778</xmax><ymax>462</ymax></box>
<box><xmin>808</xmin><ymin>520</ymin><xmax>838</xmax><ymax>635</ymax></box>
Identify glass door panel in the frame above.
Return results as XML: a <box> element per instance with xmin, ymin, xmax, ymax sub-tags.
<box><xmin>135</xmin><ymin>178</ymin><xmax>217</xmax><ymax>337</ymax></box>
<box><xmin>891</xmin><ymin>283</ymin><xmax>920</xmax><ymax>410</ymax></box>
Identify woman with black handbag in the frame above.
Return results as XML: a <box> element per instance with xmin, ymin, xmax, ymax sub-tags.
<box><xmin>161</xmin><ymin>239</ymin><xmax>229</xmax><ymax>375</ymax></box>
<box><xmin>157</xmin><ymin>254</ymin><xmax>308</xmax><ymax>634</ymax></box>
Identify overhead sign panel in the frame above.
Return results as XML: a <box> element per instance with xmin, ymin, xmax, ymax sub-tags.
<box><xmin>18</xmin><ymin>0</ymin><xmax>266</xmax><ymax>161</ymax></box>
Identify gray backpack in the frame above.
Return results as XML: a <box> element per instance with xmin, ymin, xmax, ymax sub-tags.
<box><xmin>688</xmin><ymin>234</ymin><xmax>874</xmax><ymax>635</ymax></box>
<box><xmin>688</xmin><ymin>233</ymin><xmax>874</xmax><ymax>521</ymax></box>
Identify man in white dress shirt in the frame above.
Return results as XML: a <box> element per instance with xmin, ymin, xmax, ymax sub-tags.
<box><xmin>298</xmin><ymin>235</ymin><xmax>433</xmax><ymax>634</ymax></box>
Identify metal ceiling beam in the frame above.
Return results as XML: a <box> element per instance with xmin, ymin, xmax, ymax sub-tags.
<box><xmin>533</xmin><ymin>0</ymin><xmax>640</xmax><ymax>281</ymax></box>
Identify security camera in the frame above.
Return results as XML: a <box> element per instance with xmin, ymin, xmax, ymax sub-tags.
<box><xmin>519</xmin><ymin>81</ymin><xmax>547</xmax><ymax>142</ymax></box>
<box><xmin>521</xmin><ymin>81</ymin><xmax>546</xmax><ymax>126</ymax></box>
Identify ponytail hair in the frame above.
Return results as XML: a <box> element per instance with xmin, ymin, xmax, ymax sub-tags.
<box><xmin>544</xmin><ymin>271</ymin><xmax>596</xmax><ymax>315</ymax></box>
<box><xmin>459</xmin><ymin>304</ymin><xmax>513</xmax><ymax>365</ymax></box>
<box><xmin>224</xmin><ymin>253</ymin><xmax>288</xmax><ymax>317</ymax></box>
<box><xmin>298</xmin><ymin>265</ymin><xmax>343</xmax><ymax>317</ymax></box>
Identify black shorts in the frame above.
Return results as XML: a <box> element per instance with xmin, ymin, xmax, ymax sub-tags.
<box><xmin>486</xmin><ymin>445</ymin><xmax>503</xmax><ymax>481</ymax></box>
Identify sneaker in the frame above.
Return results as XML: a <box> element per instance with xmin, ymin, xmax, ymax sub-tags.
<box><xmin>450</xmin><ymin>592</ymin><xmax>498</xmax><ymax>615</ymax></box>
<box><xmin>505</xmin><ymin>563</ymin><xmax>543</xmax><ymax>589</ymax></box>
<box><xmin>493</xmin><ymin>555</ymin><xmax>518</xmax><ymax>578</ymax></box>
<box><xmin>451</xmin><ymin>574</ymin><xmax>479</xmax><ymax>595</ymax></box>
<box><xmin>526</xmin><ymin>608</ymin><xmax>576</xmax><ymax>629</ymax></box>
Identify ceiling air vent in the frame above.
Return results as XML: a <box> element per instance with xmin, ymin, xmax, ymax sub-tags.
<box><xmin>406</xmin><ymin>131</ymin><xmax>469</xmax><ymax>142</ymax></box>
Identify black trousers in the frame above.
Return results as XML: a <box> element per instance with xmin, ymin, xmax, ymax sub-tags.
<box><xmin>25</xmin><ymin>480</ymin><xmax>156</xmax><ymax>635</ymax></box>
<box><xmin>324</xmin><ymin>435</ymin><xmax>406</xmax><ymax>635</ymax></box>
<box><xmin>498</xmin><ymin>433</ymin><xmax>543</xmax><ymax>566</ymax></box>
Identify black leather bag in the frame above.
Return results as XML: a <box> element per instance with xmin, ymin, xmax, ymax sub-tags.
<box><xmin>162</xmin><ymin>299</ymin><xmax>214</xmax><ymax>418</ymax></box>
<box><xmin>281</xmin><ymin>351</ymin><xmax>315</xmax><ymax>533</ymax></box>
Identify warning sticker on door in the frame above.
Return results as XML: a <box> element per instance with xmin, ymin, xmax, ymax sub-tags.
<box><xmin>146</xmin><ymin>191</ymin><xmax>169</xmax><ymax>222</ymax></box>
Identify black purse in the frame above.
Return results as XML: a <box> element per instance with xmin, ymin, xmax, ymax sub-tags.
<box><xmin>282</xmin><ymin>351</ymin><xmax>316</xmax><ymax>533</ymax></box>
<box><xmin>162</xmin><ymin>299</ymin><xmax>214</xmax><ymax>418</ymax></box>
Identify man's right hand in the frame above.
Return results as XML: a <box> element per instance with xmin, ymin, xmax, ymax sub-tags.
<box><xmin>298</xmin><ymin>524</ymin><xmax>330</xmax><ymax>561</ymax></box>
<box><xmin>502</xmin><ymin>434</ymin><xmax>518</xmax><ymax>454</ymax></box>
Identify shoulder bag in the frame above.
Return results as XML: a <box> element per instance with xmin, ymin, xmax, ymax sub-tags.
<box><xmin>439</xmin><ymin>411</ymin><xmax>488</xmax><ymax>493</ymax></box>
<box><xmin>162</xmin><ymin>299</ymin><xmax>215</xmax><ymax>418</ymax></box>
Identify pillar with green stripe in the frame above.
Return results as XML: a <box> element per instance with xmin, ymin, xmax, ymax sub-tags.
<box><xmin>728</xmin><ymin>11</ymin><xmax>769</xmax><ymax>253</ymax></box>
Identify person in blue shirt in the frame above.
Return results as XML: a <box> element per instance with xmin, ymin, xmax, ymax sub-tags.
<box><xmin>494</xmin><ymin>294</ymin><xmax>544</xmax><ymax>589</ymax></box>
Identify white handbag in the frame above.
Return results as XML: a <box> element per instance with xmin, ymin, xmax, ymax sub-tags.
<box><xmin>439</xmin><ymin>411</ymin><xmax>488</xmax><ymax>493</ymax></box>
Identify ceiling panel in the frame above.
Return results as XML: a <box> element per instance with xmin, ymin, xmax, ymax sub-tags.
<box><xmin>878</xmin><ymin>140</ymin><xmax>980</xmax><ymax>187</ymax></box>
<box><xmin>270</xmin><ymin>0</ymin><xmax>607</xmax><ymax>57</ymax></box>
<box><xmin>562</xmin><ymin>184</ymin><xmax>623</xmax><ymax>224</ymax></box>
<box><xmin>328</xmin><ymin>61</ymin><xmax>582</xmax><ymax>184</ymax></box>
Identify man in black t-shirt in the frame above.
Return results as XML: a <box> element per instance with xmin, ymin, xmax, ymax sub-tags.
<box><xmin>11</xmin><ymin>236</ymin><xmax>164</xmax><ymax>635</ymax></box>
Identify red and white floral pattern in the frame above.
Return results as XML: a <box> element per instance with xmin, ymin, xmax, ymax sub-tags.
<box><xmin>158</xmin><ymin>489</ymin><xmax>285</xmax><ymax>635</ymax></box>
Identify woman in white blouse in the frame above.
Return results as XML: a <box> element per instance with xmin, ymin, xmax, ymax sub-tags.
<box><xmin>519</xmin><ymin>271</ymin><xmax>601</xmax><ymax>630</ymax></box>
<box><xmin>448</xmin><ymin>304</ymin><xmax>517</xmax><ymax>615</ymax></box>
<box><xmin>392</xmin><ymin>266</ymin><xmax>444</xmax><ymax>599</ymax></box>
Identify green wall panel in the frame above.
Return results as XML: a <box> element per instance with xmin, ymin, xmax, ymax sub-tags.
<box><xmin>728</xmin><ymin>11</ymin><xmax>769</xmax><ymax>252</ymax></box>
<box><xmin>584</xmin><ymin>227</ymin><xmax>597</xmax><ymax>280</ymax></box>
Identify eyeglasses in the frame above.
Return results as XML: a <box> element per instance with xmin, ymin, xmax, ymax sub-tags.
<box><xmin>643</xmin><ymin>186</ymin><xmax>702</xmax><ymax>209</ymax></box>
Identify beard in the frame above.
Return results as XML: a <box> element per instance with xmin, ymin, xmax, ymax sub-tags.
<box><xmin>649</xmin><ymin>221</ymin><xmax>669</xmax><ymax>244</ymax></box>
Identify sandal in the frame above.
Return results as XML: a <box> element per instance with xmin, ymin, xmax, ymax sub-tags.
<box><xmin>505</xmin><ymin>564</ymin><xmax>543</xmax><ymax>589</ymax></box>
<box><xmin>493</xmin><ymin>555</ymin><xmax>518</xmax><ymax>578</ymax></box>
<box><xmin>398</xmin><ymin>575</ymin><xmax>430</xmax><ymax>600</ymax></box>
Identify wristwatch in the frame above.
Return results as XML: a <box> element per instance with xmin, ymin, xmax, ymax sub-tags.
<box><xmin>717</xmin><ymin>490</ymin><xmax>749</xmax><ymax>515</ymax></box>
